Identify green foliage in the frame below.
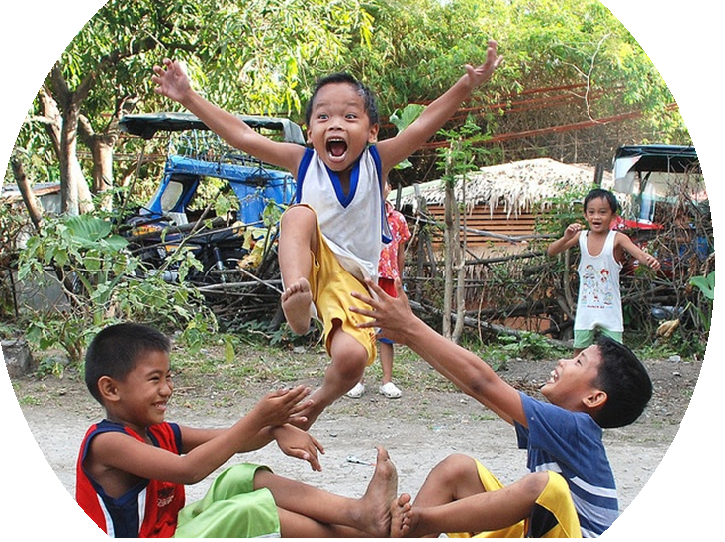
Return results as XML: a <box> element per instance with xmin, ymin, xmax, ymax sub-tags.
<box><xmin>533</xmin><ymin>184</ymin><xmax>593</xmax><ymax>241</ymax></box>
<box><xmin>390</xmin><ymin>103</ymin><xmax>425</xmax><ymax>169</ymax></box>
<box><xmin>6</xmin><ymin>0</ymin><xmax>693</xmax><ymax>358</ymax></box>
<box><xmin>687</xmin><ymin>270</ymin><xmax>715</xmax><ymax>333</ymax></box>
<box><xmin>18</xmin><ymin>215</ymin><xmax>131</xmax><ymax>324</ymax></box>
<box><xmin>16</xmin><ymin>212</ymin><xmax>218</xmax><ymax>363</ymax></box>
<box><xmin>690</xmin><ymin>271</ymin><xmax>715</xmax><ymax>301</ymax></box>
<box><xmin>229</xmin><ymin>318</ymin><xmax>320</xmax><ymax>350</ymax></box>
<box><xmin>9</xmin><ymin>0</ymin><xmax>688</xmax><ymax>194</ymax></box>
<box><xmin>497</xmin><ymin>331</ymin><xmax>566</xmax><ymax>361</ymax></box>
<box><xmin>176</xmin><ymin>315</ymin><xmax>228</xmax><ymax>356</ymax></box>
<box><xmin>436</xmin><ymin>115</ymin><xmax>487</xmax><ymax>185</ymax></box>
<box><xmin>0</xmin><ymin>202</ymin><xmax>29</xmax><ymax>319</ymax></box>
<box><xmin>389</xmin><ymin>104</ymin><xmax>426</xmax><ymax>133</ymax></box>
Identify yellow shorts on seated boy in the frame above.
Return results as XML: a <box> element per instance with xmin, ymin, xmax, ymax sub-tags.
<box><xmin>447</xmin><ymin>462</ymin><xmax>581</xmax><ymax>538</ymax></box>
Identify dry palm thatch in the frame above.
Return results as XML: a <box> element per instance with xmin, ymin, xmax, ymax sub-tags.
<box><xmin>397</xmin><ymin>158</ymin><xmax>605</xmax><ymax>217</ymax></box>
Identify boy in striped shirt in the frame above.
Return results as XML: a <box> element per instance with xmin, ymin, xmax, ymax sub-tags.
<box><xmin>352</xmin><ymin>279</ymin><xmax>652</xmax><ymax>537</ymax></box>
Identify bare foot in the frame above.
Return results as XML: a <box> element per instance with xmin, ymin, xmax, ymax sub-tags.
<box><xmin>281</xmin><ymin>278</ymin><xmax>312</xmax><ymax>334</ymax></box>
<box><xmin>354</xmin><ymin>446</ymin><xmax>398</xmax><ymax>537</ymax></box>
<box><xmin>391</xmin><ymin>493</ymin><xmax>412</xmax><ymax>537</ymax></box>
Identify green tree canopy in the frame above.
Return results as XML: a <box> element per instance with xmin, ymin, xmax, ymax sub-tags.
<box><xmin>9</xmin><ymin>0</ymin><xmax>687</xmax><ymax>211</ymax></box>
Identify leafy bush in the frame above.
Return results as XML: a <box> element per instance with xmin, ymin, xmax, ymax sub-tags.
<box><xmin>16</xmin><ymin>212</ymin><xmax>219</xmax><ymax>363</ymax></box>
<box><xmin>688</xmin><ymin>270</ymin><xmax>715</xmax><ymax>333</ymax></box>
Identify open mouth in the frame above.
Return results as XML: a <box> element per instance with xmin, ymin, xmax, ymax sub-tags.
<box><xmin>326</xmin><ymin>138</ymin><xmax>348</xmax><ymax>159</ymax></box>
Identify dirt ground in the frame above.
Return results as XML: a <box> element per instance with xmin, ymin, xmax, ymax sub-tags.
<box><xmin>11</xmin><ymin>347</ymin><xmax>701</xmax><ymax>521</ymax></box>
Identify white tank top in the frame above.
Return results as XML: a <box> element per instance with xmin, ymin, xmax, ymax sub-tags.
<box><xmin>296</xmin><ymin>146</ymin><xmax>391</xmax><ymax>281</ymax></box>
<box><xmin>575</xmin><ymin>230</ymin><xmax>623</xmax><ymax>332</ymax></box>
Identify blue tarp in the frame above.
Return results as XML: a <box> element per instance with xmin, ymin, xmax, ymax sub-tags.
<box><xmin>144</xmin><ymin>155</ymin><xmax>297</xmax><ymax>225</ymax></box>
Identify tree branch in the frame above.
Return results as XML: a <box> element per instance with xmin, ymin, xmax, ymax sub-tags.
<box><xmin>10</xmin><ymin>153</ymin><xmax>44</xmax><ymax>232</ymax></box>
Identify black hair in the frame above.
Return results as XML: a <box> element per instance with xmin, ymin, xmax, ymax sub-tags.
<box><xmin>84</xmin><ymin>323</ymin><xmax>171</xmax><ymax>405</ymax></box>
<box><xmin>584</xmin><ymin>188</ymin><xmax>619</xmax><ymax>214</ymax></box>
<box><xmin>591</xmin><ymin>335</ymin><xmax>652</xmax><ymax>428</ymax></box>
<box><xmin>304</xmin><ymin>72</ymin><xmax>379</xmax><ymax>126</ymax></box>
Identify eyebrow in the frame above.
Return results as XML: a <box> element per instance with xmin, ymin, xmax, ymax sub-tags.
<box><xmin>313</xmin><ymin>98</ymin><xmax>365</xmax><ymax>110</ymax></box>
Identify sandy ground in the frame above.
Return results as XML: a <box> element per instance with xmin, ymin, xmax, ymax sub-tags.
<box><xmin>13</xmin><ymin>355</ymin><xmax>699</xmax><ymax>515</ymax></box>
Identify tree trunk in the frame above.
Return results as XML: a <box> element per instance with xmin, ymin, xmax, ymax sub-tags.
<box><xmin>59</xmin><ymin>112</ymin><xmax>80</xmax><ymax>216</ymax></box>
<box><xmin>10</xmin><ymin>155</ymin><xmax>44</xmax><ymax>231</ymax></box>
<box><xmin>452</xmin><ymin>171</ymin><xmax>466</xmax><ymax>344</ymax></box>
<box><xmin>78</xmin><ymin>110</ymin><xmax>129</xmax><ymax>212</ymax></box>
<box><xmin>45</xmin><ymin>65</ymin><xmax>95</xmax><ymax>216</ymax></box>
<box><xmin>442</xmin><ymin>150</ymin><xmax>455</xmax><ymax>339</ymax></box>
<box><xmin>90</xmin><ymin>136</ymin><xmax>115</xmax><ymax>210</ymax></box>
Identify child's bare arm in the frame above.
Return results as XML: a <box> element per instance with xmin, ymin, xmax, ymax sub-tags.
<box><xmin>377</xmin><ymin>40</ymin><xmax>503</xmax><ymax>172</ymax></box>
<box><xmin>616</xmin><ymin>232</ymin><xmax>661</xmax><ymax>271</ymax></box>
<box><xmin>151</xmin><ymin>58</ymin><xmax>305</xmax><ymax>173</ymax></box>
<box><xmin>547</xmin><ymin>223</ymin><xmax>582</xmax><ymax>257</ymax></box>
<box><xmin>180</xmin><ymin>384</ymin><xmax>312</xmax><ymax>452</ymax></box>
<box><xmin>351</xmin><ymin>279</ymin><xmax>525</xmax><ymax>426</ymax></box>
<box><xmin>92</xmin><ymin>386</ymin><xmax>311</xmax><ymax>485</ymax></box>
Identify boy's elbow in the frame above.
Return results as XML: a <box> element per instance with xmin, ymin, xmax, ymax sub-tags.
<box><xmin>468</xmin><ymin>377</ymin><xmax>487</xmax><ymax>397</ymax></box>
<box><xmin>181</xmin><ymin>469</ymin><xmax>208</xmax><ymax>485</ymax></box>
<box><xmin>176</xmin><ymin>459</ymin><xmax>215</xmax><ymax>485</ymax></box>
<box><xmin>466</xmin><ymin>372</ymin><xmax>498</xmax><ymax>399</ymax></box>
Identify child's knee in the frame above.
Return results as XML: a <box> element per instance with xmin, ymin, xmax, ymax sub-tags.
<box><xmin>432</xmin><ymin>453</ymin><xmax>479</xmax><ymax>484</ymax></box>
<box><xmin>329</xmin><ymin>326</ymin><xmax>369</xmax><ymax>369</ymax></box>
<box><xmin>281</xmin><ymin>204</ymin><xmax>316</xmax><ymax>231</ymax></box>
<box><xmin>521</xmin><ymin>471</ymin><xmax>550</xmax><ymax>501</ymax></box>
<box><xmin>331</xmin><ymin>348</ymin><xmax>367</xmax><ymax>380</ymax></box>
<box><xmin>252</xmin><ymin>467</ymin><xmax>272</xmax><ymax>491</ymax></box>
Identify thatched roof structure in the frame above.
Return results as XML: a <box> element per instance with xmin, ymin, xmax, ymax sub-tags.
<box><xmin>396</xmin><ymin>158</ymin><xmax>608</xmax><ymax>218</ymax></box>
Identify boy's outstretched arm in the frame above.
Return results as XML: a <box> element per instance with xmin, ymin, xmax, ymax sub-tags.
<box><xmin>547</xmin><ymin>223</ymin><xmax>582</xmax><ymax>257</ymax></box>
<box><xmin>616</xmin><ymin>232</ymin><xmax>661</xmax><ymax>271</ymax></box>
<box><xmin>151</xmin><ymin>58</ymin><xmax>305</xmax><ymax>173</ymax></box>
<box><xmin>93</xmin><ymin>385</ymin><xmax>312</xmax><ymax>486</ymax></box>
<box><xmin>377</xmin><ymin>40</ymin><xmax>503</xmax><ymax>172</ymax></box>
<box><xmin>351</xmin><ymin>279</ymin><xmax>525</xmax><ymax>426</ymax></box>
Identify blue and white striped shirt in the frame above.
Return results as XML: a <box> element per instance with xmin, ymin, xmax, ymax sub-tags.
<box><xmin>515</xmin><ymin>393</ymin><xmax>620</xmax><ymax>537</ymax></box>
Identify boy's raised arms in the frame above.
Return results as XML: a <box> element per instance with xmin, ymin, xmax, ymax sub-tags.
<box><xmin>376</xmin><ymin>40</ymin><xmax>503</xmax><ymax>175</ymax></box>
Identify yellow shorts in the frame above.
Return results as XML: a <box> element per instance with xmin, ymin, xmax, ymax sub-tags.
<box><xmin>447</xmin><ymin>461</ymin><xmax>582</xmax><ymax>538</ymax></box>
<box><xmin>296</xmin><ymin>206</ymin><xmax>377</xmax><ymax>366</ymax></box>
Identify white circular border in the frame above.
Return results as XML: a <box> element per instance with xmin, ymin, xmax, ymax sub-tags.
<box><xmin>0</xmin><ymin>1</ymin><xmax>719</xmax><ymax>538</ymax></box>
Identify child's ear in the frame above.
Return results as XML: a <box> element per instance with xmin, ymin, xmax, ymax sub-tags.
<box><xmin>368</xmin><ymin>123</ymin><xmax>380</xmax><ymax>144</ymax></box>
<box><xmin>584</xmin><ymin>389</ymin><xmax>607</xmax><ymax>409</ymax></box>
<box><xmin>98</xmin><ymin>376</ymin><xmax>121</xmax><ymax>403</ymax></box>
